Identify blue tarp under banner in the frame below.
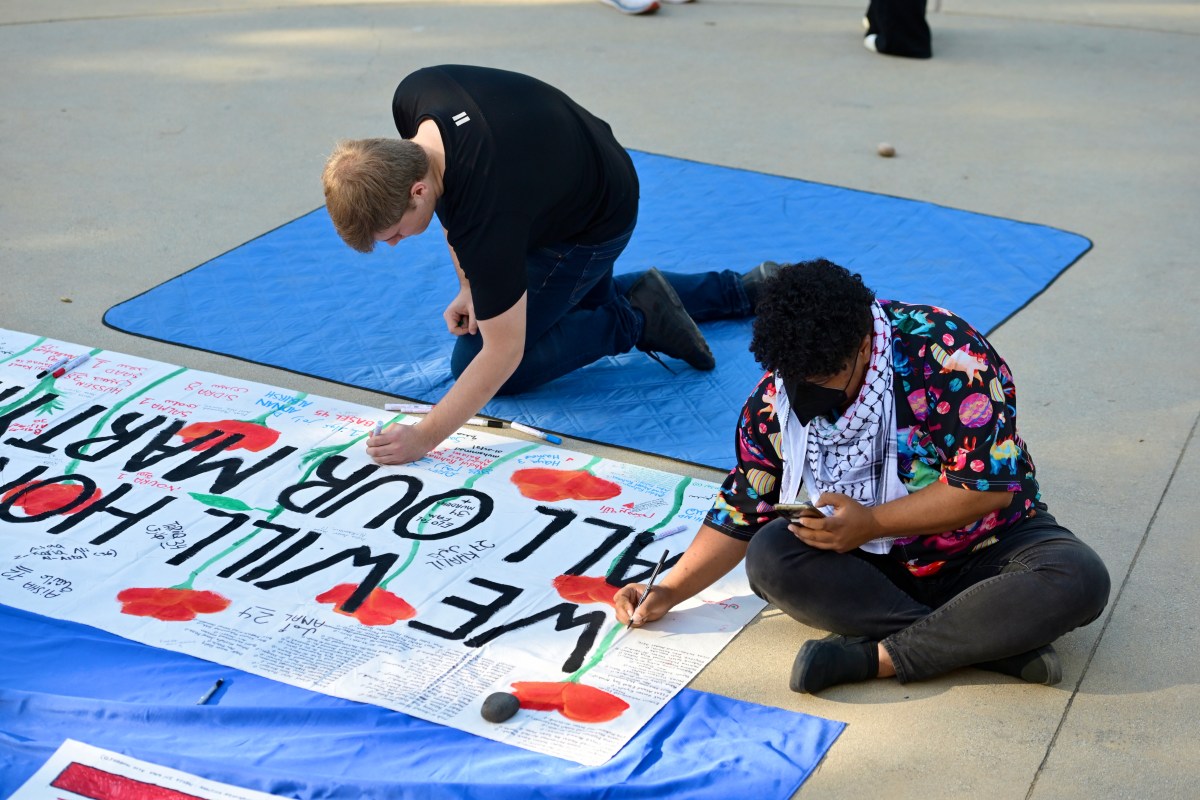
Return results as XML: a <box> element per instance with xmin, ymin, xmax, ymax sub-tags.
<box><xmin>103</xmin><ymin>150</ymin><xmax>1090</xmax><ymax>470</ymax></box>
<box><xmin>0</xmin><ymin>604</ymin><xmax>844</xmax><ymax>798</ymax></box>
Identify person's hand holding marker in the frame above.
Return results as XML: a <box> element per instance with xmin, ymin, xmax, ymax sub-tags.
<box><xmin>614</xmin><ymin>553</ymin><xmax>673</xmax><ymax>629</ymax></box>
<box><xmin>615</xmin><ymin>525</ymin><xmax>752</xmax><ymax>629</ymax></box>
<box><xmin>614</xmin><ymin>583</ymin><xmax>677</xmax><ymax>628</ymax></box>
<box><xmin>366</xmin><ymin>419</ymin><xmax>436</xmax><ymax>465</ymax></box>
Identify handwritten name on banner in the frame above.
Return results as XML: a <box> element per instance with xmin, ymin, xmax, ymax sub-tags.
<box><xmin>0</xmin><ymin>330</ymin><xmax>762</xmax><ymax>765</ymax></box>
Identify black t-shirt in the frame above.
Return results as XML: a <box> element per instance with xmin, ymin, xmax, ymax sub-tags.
<box><xmin>392</xmin><ymin>65</ymin><xmax>639</xmax><ymax>320</ymax></box>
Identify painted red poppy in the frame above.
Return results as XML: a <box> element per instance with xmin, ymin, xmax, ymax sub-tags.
<box><xmin>177</xmin><ymin>420</ymin><xmax>281</xmax><ymax>452</ymax></box>
<box><xmin>511</xmin><ymin>680</ymin><xmax>630</xmax><ymax>723</ymax></box>
<box><xmin>510</xmin><ymin>468</ymin><xmax>621</xmax><ymax>502</ymax></box>
<box><xmin>316</xmin><ymin>583</ymin><xmax>417</xmax><ymax>626</ymax></box>
<box><xmin>553</xmin><ymin>574</ymin><xmax>620</xmax><ymax>607</ymax></box>
<box><xmin>2</xmin><ymin>481</ymin><xmax>101</xmax><ymax>516</ymax></box>
<box><xmin>116</xmin><ymin>587</ymin><xmax>231</xmax><ymax>621</ymax></box>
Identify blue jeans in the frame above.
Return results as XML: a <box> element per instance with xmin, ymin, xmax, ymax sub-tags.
<box><xmin>450</xmin><ymin>222</ymin><xmax>751</xmax><ymax>395</ymax></box>
<box><xmin>744</xmin><ymin>508</ymin><xmax>1111</xmax><ymax>683</ymax></box>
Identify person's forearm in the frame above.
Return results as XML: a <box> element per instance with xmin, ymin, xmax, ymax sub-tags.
<box><xmin>420</xmin><ymin>337</ymin><xmax>522</xmax><ymax>446</ymax></box>
<box><xmin>868</xmin><ymin>480</ymin><xmax>1013</xmax><ymax>539</ymax></box>
<box><xmin>657</xmin><ymin>524</ymin><xmax>749</xmax><ymax>603</ymax></box>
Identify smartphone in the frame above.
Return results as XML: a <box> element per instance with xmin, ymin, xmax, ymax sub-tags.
<box><xmin>773</xmin><ymin>501</ymin><xmax>827</xmax><ymax>521</ymax></box>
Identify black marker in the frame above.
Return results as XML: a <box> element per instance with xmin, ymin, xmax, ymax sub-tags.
<box><xmin>196</xmin><ymin>678</ymin><xmax>224</xmax><ymax>705</ymax></box>
<box><xmin>36</xmin><ymin>356</ymin><xmax>70</xmax><ymax>378</ymax></box>
<box><xmin>51</xmin><ymin>354</ymin><xmax>91</xmax><ymax>378</ymax></box>
<box><xmin>628</xmin><ymin>549</ymin><xmax>669</xmax><ymax>629</ymax></box>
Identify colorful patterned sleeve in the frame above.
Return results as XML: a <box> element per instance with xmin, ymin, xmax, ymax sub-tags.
<box><xmin>917</xmin><ymin>308</ymin><xmax>1035</xmax><ymax>495</ymax></box>
<box><xmin>704</xmin><ymin>372</ymin><xmax>785</xmax><ymax>541</ymax></box>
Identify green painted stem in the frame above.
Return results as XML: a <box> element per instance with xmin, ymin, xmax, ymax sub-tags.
<box><xmin>567</xmin><ymin>621</ymin><xmax>624</xmax><ymax>683</ymax></box>
<box><xmin>0</xmin><ymin>336</ymin><xmax>47</xmax><ymax>367</ymax></box>
<box><xmin>574</xmin><ymin>475</ymin><xmax>694</xmax><ymax>679</ymax></box>
<box><xmin>465</xmin><ymin>443</ymin><xmax>540</xmax><ymax>490</ymax></box>
<box><xmin>0</xmin><ymin>347</ymin><xmax>103</xmax><ymax>419</ymax></box>
<box><xmin>173</xmin><ymin>410</ymin><xmax>375</xmax><ymax>588</ymax></box>
<box><xmin>605</xmin><ymin>475</ymin><xmax>692</xmax><ymax>577</ymax></box>
<box><xmin>174</xmin><ymin>507</ymin><xmax>284</xmax><ymax>590</ymax></box>
<box><xmin>63</xmin><ymin>364</ymin><xmax>188</xmax><ymax>475</ymax></box>
<box><xmin>380</xmin><ymin>542</ymin><xmax>421</xmax><ymax>590</ymax></box>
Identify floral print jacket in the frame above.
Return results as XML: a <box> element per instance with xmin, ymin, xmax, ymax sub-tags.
<box><xmin>704</xmin><ymin>300</ymin><xmax>1041</xmax><ymax>578</ymax></box>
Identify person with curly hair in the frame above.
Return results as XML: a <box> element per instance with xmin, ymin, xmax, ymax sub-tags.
<box><xmin>322</xmin><ymin>65</ymin><xmax>773</xmax><ymax>465</ymax></box>
<box><xmin>616</xmin><ymin>258</ymin><xmax>1110</xmax><ymax>693</ymax></box>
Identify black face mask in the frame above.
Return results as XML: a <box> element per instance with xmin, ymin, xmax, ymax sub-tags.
<box><xmin>781</xmin><ymin>374</ymin><xmax>847</xmax><ymax>425</ymax></box>
<box><xmin>779</xmin><ymin>348</ymin><xmax>861</xmax><ymax>426</ymax></box>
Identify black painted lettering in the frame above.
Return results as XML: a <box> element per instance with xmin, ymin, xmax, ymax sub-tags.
<box><xmin>358</xmin><ymin>476</ymin><xmax>422</xmax><ymax>528</ymax></box>
<box><xmin>4</xmin><ymin>404</ymin><xmax>106</xmax><ymax>454</ymax></box>
<box><xmin>564</xmin><ymin>518</ymin><xmax>639</xmax><ymax>576</ymax></box>
<box><xmin>0</xmin><ymin>474</ymin><xmax>98</xmax><ymax>523</ymax></box>
<box><xmin>503</xmin><ymin>505</ymin><xmax>576</xmax><ymax>563</ymax></box>
<box><xmin>47</xmin><ymin>483</ymin><xmax>176</xmax><ymax>544</ymax></box>
<box><xmin>159</xmin><ymin>442</ymin><xmax>299</xmax><ymax>495</ymax></box>
<box><xmin>407</xmin><ymin>578</ymin><xmax>522</xmax><ymax>640</ymax></box>
<box><xmin>165</xmin><ymin>508</ymin><xmax>251</xmax><ymax>565</ymax></box>
<box><xmin>395</xmin><ymin>489</ymin><xmax>493</xmax><ymax>541</ymax></box>
<box><xmin>254</xmin><ymin>544</ymin><xmax>398</xmax><ymax>615</ymax></box>
<box><xmin>466</xmin><ymin>603</ymin><xmax>607</xmax><ymax>673</ymax></box>
<box><xmin>606</xmin><ymin>531</ymin><xmax>684</xmax><ymax>585</ymax></box>
<box><xmin>216</xmin><ymin>519</ymin><xmax>300</xmax><ymax>579</ymax></box>
<box><xmin>239</xmin><ymin>530</ymin><xmax>321</xmax><ymax>582</ymax></box>
<box><xmin>275</xmin><ymin>455</ymin><xmax>380</xmax><ymax>514</ymax></box>
<box><xmin>66</xmin><ymin>413</ymin><xmax>177</xmax><ymax>463</ymax></box>
<box><xmin>0</xmin><ymin>460</ymin><xmax>49</xmax><ymax>494</ymax></box>
<box><xmin>0</xmin><ymin>393</ymin><xmax>59</xmax><ymax>437</ymax></box>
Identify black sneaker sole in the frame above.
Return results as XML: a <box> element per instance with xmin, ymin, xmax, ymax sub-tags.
<box><xmin>627</xmin><ymin>269</ymin><xmax>715</xmax><ymax>371</ymax></box>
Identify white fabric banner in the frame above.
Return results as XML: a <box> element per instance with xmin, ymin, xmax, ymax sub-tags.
<box><xmin>0</xmin><ymin>330</ymin><xmax>762</xmax><ymax>766</ymax></box>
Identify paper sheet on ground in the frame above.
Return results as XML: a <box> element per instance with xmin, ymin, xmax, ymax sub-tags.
<box><xmin>10</xmin><ymin>739</ymin><xmax>289</xmax><ymax>800</ymax></box>
<box><xmin>0</xmin><ymin>329</ymin><xmax>763</xmax><ymax>766</ymax></box>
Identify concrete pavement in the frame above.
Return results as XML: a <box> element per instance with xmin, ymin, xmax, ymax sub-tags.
<box><xmin>2</xmin><ymin>1</ymin><xmax>1197</xmax><ymax>796</ymax></box>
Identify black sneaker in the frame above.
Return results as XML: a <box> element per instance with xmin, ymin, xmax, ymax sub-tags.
<box><xmin>627</xmin><ymin>268</ymin><xmax>715</xmax><ymax>371</ymax></box>
<box><xmin>976</xmin><ymin>644</ymin><xmax>1063</xmax><ymax>686</ymax></box>
<box><xmin>790</xmin><ymin>633</ymin><xmax>879</xmax><ymax>694</ymax></box>
<box><xmin>741</xmin><ymin>260</ymin><xmax>785</xmax><ymax>313</ymax></box>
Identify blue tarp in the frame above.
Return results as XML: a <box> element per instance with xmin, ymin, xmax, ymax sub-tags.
<box><xmin>0</xmin><ymin>604</ymin><xmax>844</xmax><ymax>798</ymax></box>
<box><xmin>103</xmin><ymin>149</ymin><xmax>1090</xmax><ymax>470</ymax></box>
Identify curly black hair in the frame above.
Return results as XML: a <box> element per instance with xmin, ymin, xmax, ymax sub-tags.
<box><xmin>749</xmin><ymin>259</ymin><xmax>876</xmax><ymax>380</ymax></box>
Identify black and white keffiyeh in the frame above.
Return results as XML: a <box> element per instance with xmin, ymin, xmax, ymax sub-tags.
<box><xmin>775</xmin><ymin>301</ymin><xmax>908</xmax><ymax>554</ymax></box>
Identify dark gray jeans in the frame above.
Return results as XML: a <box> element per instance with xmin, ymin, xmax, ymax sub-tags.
<box><xmin>744</xmin><ymin>509</ymin><xmax>1111</xmax><ymax>683</ymax></box>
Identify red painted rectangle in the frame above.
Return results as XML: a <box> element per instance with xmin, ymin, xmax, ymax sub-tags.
<box><xmin>52</xmin><ymin>762</ymin><xmax>205</xmax><ymax>800</ymax></box>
